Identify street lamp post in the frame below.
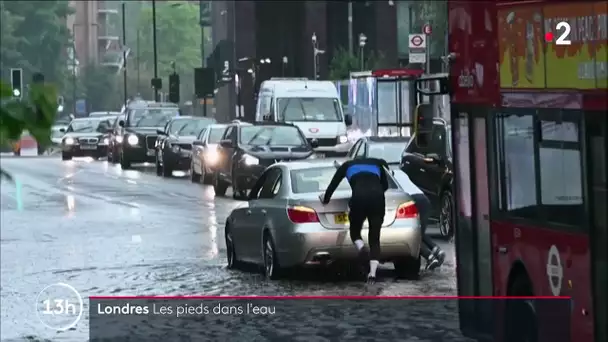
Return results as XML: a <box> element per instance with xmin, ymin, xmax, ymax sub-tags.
<box><xmin>152</xmin><ymin>0</ymin><xmax>159</xmax><ymax>101</ymax></box>
<box><xmin>311</xmin><ymin>33</ymin><xmax>325</xmax><ymax>80</ymax></box>
<box><xmin>282</xmin><ymin>56</ymin><xmax>288</xmax><ymax>77</ymax></box>
<box><xmin>121</xmin><ymin>1</ymin><xmax>128</xmax><ymax>107</ymax></box>
<box><xmin>358</xmin><ymin>33</ymin><xmax>367</xmax><ymax>71</ymax></box>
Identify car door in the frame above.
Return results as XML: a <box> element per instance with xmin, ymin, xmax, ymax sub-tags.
<box><xmin>401</xmin><ymin>136</ymin><xmax>429</xmax><ymax>194</ymax></box>
<box><xmin>419</xmin><ymin>123</ymin><xmax>449</xmax><ymax>204</ymax></box>
<box><xmin>246</xmin><ymin>167</ymin><xmax>282</xmax><ymax>262</ymax></box>
<box><xmin>225</xmin><ymin>126</ymin><xmax>239</xmax><ymax>180</ymax></box>
<box><xmin>355</xmin><ymin>141</ymin><xmax>367</xmax><ymax>159</ymax></box>
<box><xmin>192</xmin><ymin>128</ymin><xmax>207</xmax><ymax>172</ymax></box>
<box><xmin>346</xmin><ymin>140</ymin><xmax>362</xmax><ymax>159</ymax></box>
<box><xmin>217</xmin><ymin>125</ymin><xmax>234</xmax><ymax>178</ymax></box>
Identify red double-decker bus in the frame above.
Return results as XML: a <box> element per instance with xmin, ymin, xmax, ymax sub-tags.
<box><xmin>420</xmin><ymin>0</ymin><xmax>606</xmax><ymax>341</ymax></box>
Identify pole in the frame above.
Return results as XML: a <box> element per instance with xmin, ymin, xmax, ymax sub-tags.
<box><xmin>122</xmin><ymin>2</ymin><xmax>128</xmax><ymax>106</ymax></box>
<box><xmin>136</xmin><ymin>29</ymin><xmax>140</xmax><ymax>94</ymax></box>
<box><xmin>72</xmin><ymin>23</ymin><xmax>77</xmax><ymax>116</ymax></box>
<box><xmin>347</xmin><ymin>2</ymin><xmax>353</xmax><ymax>55</ymax></box>
<box><xmin>312</xmin><ymin>43</ymin><xmax>317</xmax><ymax>80</ymax></box>
<box><xmin>200</xmin><ymin>0</ymin><xmax>207</xmax><ymax>118</ymax></box>
<box><xmin>425</xmin><ymin>21</ymin><xmax>431</xmax><ymax>74</ymax></box>
<box><xmin>152</xmin><ymin>0</ymin><xmax>159</xmax><ymax>102</ymax></box>
<box><xmin>360</xmin><ymin>46</ymin><xmax>364</xmax><ymax>71</ymax></box>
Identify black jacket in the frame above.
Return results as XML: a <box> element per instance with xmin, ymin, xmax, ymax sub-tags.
<box><xmin>322</xmin><ymin>158</ymin><xmax>390</xmax><ymax>204</ymax></box>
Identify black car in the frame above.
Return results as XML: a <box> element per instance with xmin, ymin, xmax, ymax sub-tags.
<box><xmin>117</xmin><ymin>103</ymin><xmax>179</xmax><ymax>169</ymax></box>
<box><xmin>400</xmin><ymin>118</ymin><xmax>454</xmax><ymax>238</ymax></box>
<box><xmin>155</xmin><ymin>116</ymin><xmax>216</xmax><ymax>177</ymax></box>
<box><xmin>346</xmin><ymin>136</ymin><xmax>411</xmax><ymax>168</ymax></box>
<box><xmin>214</xmin><ymin>122</ymin><xmax>316</xmax><ymax>199</ymax></box>
<box><xmin>60</xmin><ymin>116</ymin><xmax>115</xmax><ymax>160</ymax></box>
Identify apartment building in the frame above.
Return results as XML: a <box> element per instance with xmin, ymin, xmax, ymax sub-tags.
<box><xmin>67</xmin><ymin>0</ymin><xmax>124</xmax><ymax>74</ymax></box>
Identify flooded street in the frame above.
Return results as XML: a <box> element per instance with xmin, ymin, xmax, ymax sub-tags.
<box><xmin>1</xmin><ymin>156</ymin><xmax>461</xmax><ymax>341</ymax></box>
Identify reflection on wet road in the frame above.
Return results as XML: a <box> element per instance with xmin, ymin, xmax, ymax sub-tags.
<box><xmin>1</xmin><ymin>157</ymin><xmax>458</xmax><ymax>341</ymax></box>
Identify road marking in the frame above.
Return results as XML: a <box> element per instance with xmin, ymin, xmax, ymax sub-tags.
<box><xmin>131</xmin><ymin>235</ymin><xmax>142</xmax><ymax>243</ymax></box>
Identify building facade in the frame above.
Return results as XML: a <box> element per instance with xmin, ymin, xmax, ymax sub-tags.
<box><xmin>208</xmin><ymin>0</ymin><xmax>403</xmax><ymax>122</ymax></box>
<box><xmin>67</xmin><ymin>1</ymin><xmax>123</xmax><ymax>73</ymax></box>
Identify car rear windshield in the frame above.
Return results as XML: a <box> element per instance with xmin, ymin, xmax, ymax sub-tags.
<box><xmin>290</xmin><ymin>166</ymin><xmax>399</xmax><ymax>193</ymax></box>
<box><xmin>368</xmin><ymin>142</ymin><xmax>407</xmax><ymax>164</ymax></box>
<box><xmin>239</xmin><ymin>126</ymin><xmax>307</xmax><ymax>146</ymax></box>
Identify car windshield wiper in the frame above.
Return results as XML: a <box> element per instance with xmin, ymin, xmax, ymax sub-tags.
<box><xmin>247</xmin><ymin>127</ymin><xmax>270</xmax><ymax>145</ymax></box>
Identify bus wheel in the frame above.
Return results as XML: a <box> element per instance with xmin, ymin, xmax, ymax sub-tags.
<box><xmin>504</xmin><ymin>276</ymin><xmax>538</xmax><ymax>342</ymax></box>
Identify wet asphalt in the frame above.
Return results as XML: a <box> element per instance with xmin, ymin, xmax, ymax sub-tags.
<box><xmin>0</xmin><ymin>156</ymin><xmax>466</xmax><ymax>341</ymax></box>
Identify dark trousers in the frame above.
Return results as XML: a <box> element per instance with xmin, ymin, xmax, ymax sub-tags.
<box><xmin>348</xmin><ymin>193</ymin><xmax>385</xmax><ymax>261</ymax></box>
<box><xmin>411</xmin><ymin>193</ymin><xmax>439</xmax><ymax>259</ymax></box>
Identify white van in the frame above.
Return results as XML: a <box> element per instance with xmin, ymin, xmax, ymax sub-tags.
<box><xmin>255</xmin><ymin>78</ymin><xmax>353</xmax><ymax>156</ymax></box>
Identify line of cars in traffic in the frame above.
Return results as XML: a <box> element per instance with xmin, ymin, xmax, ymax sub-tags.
<box><xmin>56</xmin><ymin>99</ymin><xmax>454</xmax><ymax>279</ymax></box>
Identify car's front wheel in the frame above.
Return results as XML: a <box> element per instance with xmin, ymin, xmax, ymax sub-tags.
<box><xmin>191</xmin><ymin>162</ymin><xmax>201</xmax><ymax>183</ymax></box>
<box><xmin>393</xmin><ymin>256</ymin><xmax>420</xmax><ymax>280</ymax></box>
<box><xmin>61</xmin><ymin>152</ymin><xmax>72</xmax><ymax>161</ymax></box>
<box><xmin>439</xmin><ymin>191</ymin><xmax>454</xmax><ymax>239</ymax></box>
<box><xmin>262</xmin><ymin>233</ymin><xmax>283</xmax><ymax>280</ymax></box>
<box><xmin>162</xmin><ymin>157</ymin><xmax>173</xmax><ymax>177</ymax></box>
<box><xmin>120</xmin><ymin>152</ymin><xmax>132</xmax><ymax>169</ymax></box>
<box><xmin>225</xmin><ymin>226</ymin><xmax>239</xmax><ymax>269</ymax></box>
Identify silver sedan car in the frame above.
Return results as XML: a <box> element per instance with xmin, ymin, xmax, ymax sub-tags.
<box><xmin>224</xmin><ymin>159</ymin><xmax>422</xmax><ymax>280</ymax></box>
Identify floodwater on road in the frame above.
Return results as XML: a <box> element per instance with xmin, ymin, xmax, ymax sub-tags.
<box><xmin>1</xmin><ymin>156</ymin><xmax>462</xmax><ymax>341</ymax></box>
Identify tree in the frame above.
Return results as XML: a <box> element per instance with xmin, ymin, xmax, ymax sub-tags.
<box><xmin>328</xmin><ymin>47</ymin><xmax>391</xmax><ymax>80</ymax></box>
<box><xmin>0</xmin><ymin>81</ymin><xmax>56</xmax><ymax>179</ymax></box>
<box><xmin>0</xmin><ymin>2</ymin><xmax>24</xmax><ymax>76</ymax></box>
<box><xmin>1</xmin><ymin>1</ymin><xmax>73</xmax><ymax>91</ymax></box>
<box><xmin>136</xmin><ymin>2</ymin><xmax>201</xmax><ymax>77</ymax></box>
<box><xmin>81</xmin><ymin>65</ymin><xmax>121</xmax><ymax>111</ymax></box>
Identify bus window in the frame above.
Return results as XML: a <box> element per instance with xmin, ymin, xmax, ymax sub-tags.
<box><xmin>538</xmin><ymin>119</ymin><xmax>584</xmax><ymax>227</ymax></box>
<box><xmin>496</xmin><ymin>112</ymin><xmax>539</xmax><ymax>220</ymax></box>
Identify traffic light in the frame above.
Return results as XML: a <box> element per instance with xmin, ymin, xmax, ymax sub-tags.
<box><xmin>10</xmin><ymin>68</ymin><xmax>23</xmax><ymax>99</ymax></box>
<box><xmin>168</xmin><ymin>73</ymin><xmax>180</xmax><ymax>104</ymax></box>
<box><xmin>194</xmin><ymin>67</ymin><xmax>215</xmax><ymax>99</ymax></box>
<box><xmin>414</xmin><ymin>103</ymin><xmax>434</xmax><ymax>147</ymax></box>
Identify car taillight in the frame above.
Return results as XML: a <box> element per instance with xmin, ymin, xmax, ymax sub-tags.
<box><xmin>395</xmin><ymin>201</ymin><xmax>418</xmax><ymax>219</ymax></box>
<box><xmin>287</xmin><ymin>206</ymin><xmax>319</xmax><ymax>223</ymax></box>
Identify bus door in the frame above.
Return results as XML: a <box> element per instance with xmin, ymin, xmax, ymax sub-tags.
<box><xmin>586</xmin><ymin>112</ymin><xmax>607</xmax><ymax>342</ymax></box>
<box><xmin>415</xmin><ymin>75</ymin><xmax>494</xmax><ymax>341</ymax></box>
<box><xmin>372</xmin><ymin>69</ymin><xmax>423</xmax><ymax>137</ymax></box>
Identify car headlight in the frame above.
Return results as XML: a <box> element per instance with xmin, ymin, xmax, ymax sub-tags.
<box><xmin>127</xmin><ymin>135</ymin><xmax>138</xmax><ymax>146</ymax></box>
<box><xmin>115</xmin><ymin>135</ymin><xmax>123</xmax><ymax>143</ymax></box>
<box><xmin>338</xmin><ymin>135</ymin><xmax>348</xmax><ymax>144</ymax></box>
<box><xmin>64</xmin><ymin>137</ymin><xmax>76</xmax><ymax>145</ymax></box>
<box><xmin>171</xmin><ymin>144</ymin><xmax>181</xmax><ymax>153</ymax></box>
<box><xmin>204</xmin><ymin>149</ymin><xmax>219</xmax><ymax>165</ymax></box>
<box><xmin>100</xmin><ymin>137</ymin><xmax>109</xmax><ymax>145</ymax></box>
<box><xmin>243</xmin><ymin>154</ymin><xmax>259</xmax><ymax>165</ymax></box>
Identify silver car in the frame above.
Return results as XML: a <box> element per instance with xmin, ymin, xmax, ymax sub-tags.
<box><xmin>225</xmin><ymin>159</ymin><xmax>422</xmax><ymax>280</ymax></box>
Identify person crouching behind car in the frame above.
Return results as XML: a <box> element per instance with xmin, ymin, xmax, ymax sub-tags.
<box><xmin>399</xmin><ymin>173</ymin><xmax>446</xmax><ymax>271</ymax></box>
<box><xmin>320</xmin><ymin>157</ymin><xmax>391</xmax><ymax>284</ymax></box>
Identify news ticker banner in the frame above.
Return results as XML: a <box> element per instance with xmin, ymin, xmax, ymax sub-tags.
<box><xmin>75</xmin><ymin>297</ymin><xmax>570</xmax><ymax>341</ymax></box>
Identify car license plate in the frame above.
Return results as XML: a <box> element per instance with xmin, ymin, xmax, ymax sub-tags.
<box><xmin>80</xmin><ymin>145</ymin><xmax>96</xmax><ymax>150</ymax></box>
<box><xmin>147</xmin><ymin>150</ymin><xmax>155</xmax><ymax>156</ymax></box>
<box><xmin>334</xmin><ymin>213</ymin><xmax>349</xmax><ymax>224</ymax></box>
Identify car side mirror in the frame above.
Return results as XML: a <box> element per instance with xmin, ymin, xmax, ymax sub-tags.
<box><xmin>423</xmin><ymin>153</ymin><xmax>442</xmax><ymax>164</ymax></box>
<box><xmin>310</xmin><ymin>139</ymin><xmax>319</xmax><ymax>148</ymax></box>
<box><xmin>344</xmin><ymin>114</ymin><xmax>353</xmax><ymax>126</ymax></box>
<box><xmin>59</xmin><ymin>128</ymin><xmax>66</xmax><ymax>133</ymax></box>
<box><xmin>192</xmin><ymin>140</ymin><xmax>203</xmax><ymax>146</ymax></box>
<box><xmin>219</xmin><ymin>139</ymin><xmax>233</xmax><ymax>148</ymax></box>
<box><xmin>118</xmin><ymin>120</ymin><xmax>125</xmax><ymax>127</ymax></box>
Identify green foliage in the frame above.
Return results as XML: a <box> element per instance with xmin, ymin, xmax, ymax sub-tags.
<box><xmin>0</xmin><ymin>81</ymin><xmax>57</xmax><ymax>179</ymax></box>
<box><xmin>0</xmin><ymin>0</ymin><xmax>73</xmax><ymax>90</ymax></box>
<box><xmin>137</xmin><ymin>2</ymin><xmax>202</xmax><ymax>77</ymax></box>
<box><xmin>81</xmin><ymin>65</ymin><xmax>121</xmax><ymax>111</ymax></box>
<box><xmin>328</xmin><ymin>48</ymin><xmax>391</xmax><ymax>80</ymax></box>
